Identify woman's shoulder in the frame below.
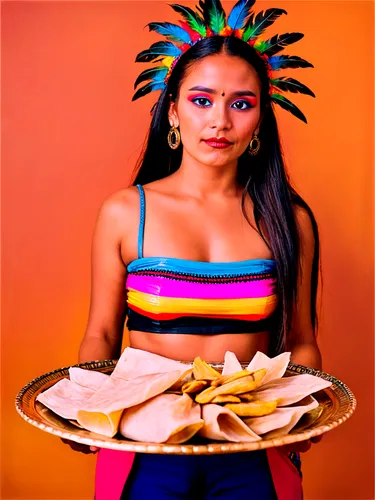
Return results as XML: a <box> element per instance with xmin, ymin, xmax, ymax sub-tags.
<box><xmin>101</xmin><ymin>186</ymin><xmax>141</xmax><ymax>214</ymax></box>
<box><xmin>96</xmin><ymin>179</ymin><xmax>174</xmax><ymax>231</ymax></box>
<box><xmin>95</xmin><ymin>186</ymin><xmax>141</xmax><ymax>235</ymax></box>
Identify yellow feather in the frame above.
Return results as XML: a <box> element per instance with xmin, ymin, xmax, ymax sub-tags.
<box><xmin>162</xmin><ymin>56</ymin><xmax>175</xmax><ymax>68</ymax></box>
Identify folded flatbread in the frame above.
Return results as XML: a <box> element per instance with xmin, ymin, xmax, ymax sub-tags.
<box><xmin>244</xmin><ymin>396</ymin><xmax>319</xmax><ymax>437</ymax></box>
<box><xmin>77</xmin><ymin>370</ymin><xmax>183</xmax><ymax>437</ymax></box>
<box><xmin>36</xmin><ymin>368</ymin><xmax>109</xmax><ymax>420</ymax></box>
<box><xmin>221</xmin><ymin>351</ymin><xmax>290</xmax><ymax>387</ymax></box>
<box><xmin>221</xmin><ymin>351</ymin><xmax>243</xmax><ymax>376</ymax></box>
<box><xmin>251</xmin><ymin>374</ymin><xmax>331</xmax><ymax>406</ymax></box>
<box><xmin>247</xmin><ymin>351</ymin><xmax>290</xmax><ymax>385</ymax></box>
<box><xmin>198</xmin><ymin>404</ymin><xmax>261</xmax><ymax>442</ymax></box>
<box><xmin>119</xmin><ymin>393</ymin><xmax>204</xmax><ymax>444</ymax></box>
<box><xmin>36</xmin><ymin>378</ymin><xmax>96</xmax><ymax>420</ymax></box>
<box><xmin>69</xmin><ymin>367</ymin><xmax>109</xmax><ymax>390</ymax></box>
<box><xmin>111</xmin><ymin>347</ymin><xmax>191</xmax><ymax>380</ymax></box>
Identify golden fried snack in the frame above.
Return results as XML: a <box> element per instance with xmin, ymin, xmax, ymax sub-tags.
<box><xmin>225</xmin><ymin>400</ymin><xmax>278</xmax><ymax>417</ymax></box>
<box><xmin>195</xmin><ymin>386</ymin><xmax>217</xmax><ymax>404</ymax></box>
<box><xmin>195</xmin><ymin>369</ymin><xmax>266</xmax><ymax>404</ymax></box>
<box><xmin>214</xmin><ymin>369</ymin><xmax>266</xmax><ymax>395</ymax></box>
<box><xmin>182</xmin><ymin>380</ymin><xmax>208</xmax><ymax>394</ymax></box>
<box><xmin>193</xmin><ymin>357</ymin><xmax>221</xmax><ymax>381</ymax></box>
<box><xmin>211</xmin><ymin>395</ymin><xmax>242</xmax><ymax>404</ymax></box>
<box><xmin>239</xmin><ymin>393</ymin><xmax>254</xmax><ymax>402</ymax></box>
<box><xmin>169</xmin><ymin>368</ymin><xmax>194</xmax><ymax>391</ymax></box>
<box><xmin>211</xmin><ymin>369</ymin><xmax>253</xmax><ymax>387</ymax></box>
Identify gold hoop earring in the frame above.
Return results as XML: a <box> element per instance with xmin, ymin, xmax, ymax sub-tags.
<box><xmin>248</xmin><ymin>134</ymin><xmax>260</xmax><ymax>156</ymax></box>
<box><xmin>167</xmin><ymin>126</ymin><xmax>181</xmax><ymax>150</ymax></box>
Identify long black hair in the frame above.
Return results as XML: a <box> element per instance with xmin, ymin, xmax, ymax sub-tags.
<box><xmin>131</xmin><ymin>36</ymin><xmax>320</xmax><ymax>354</ymax></box>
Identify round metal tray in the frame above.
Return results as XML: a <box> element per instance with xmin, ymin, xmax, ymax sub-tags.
<box><xmin>15</xmin><ymin>360</ymin><xmax>356</xmax><ymax>454</ymax></box>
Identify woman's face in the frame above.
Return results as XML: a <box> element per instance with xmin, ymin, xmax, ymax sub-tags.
<box><xmin>169</xmin><ymin>53</ymin><xmax>262</xmax><ymax>168</ymax></box>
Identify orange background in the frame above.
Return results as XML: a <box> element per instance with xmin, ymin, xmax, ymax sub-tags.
<box><xmin>1</xmin><ymin>1</ymin><xmax>374</xmax><ymax>499</ymax></box>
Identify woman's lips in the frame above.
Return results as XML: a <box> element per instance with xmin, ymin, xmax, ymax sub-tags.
<box><xmin>203</xmin><ymin>138</ymin><xmax>233</xmax><ymax>149</ymax></box>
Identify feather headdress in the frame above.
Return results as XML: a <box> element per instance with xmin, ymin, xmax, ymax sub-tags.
<box><xmin>133</xmin><ymin>0</ymin><xmax>315</xmax><ymax>123</ymax></box>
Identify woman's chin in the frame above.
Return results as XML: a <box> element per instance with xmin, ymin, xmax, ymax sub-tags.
<box><xmin>200</xmin><ymin>151</ymin><xmax>238</xmax><ymax>168</ymax></box>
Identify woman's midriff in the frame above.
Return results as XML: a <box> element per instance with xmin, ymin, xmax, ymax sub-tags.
<box><xmin>128</xmin><ymin>330</ymin><xmax>270</xmax><ymax>363</ymax></box>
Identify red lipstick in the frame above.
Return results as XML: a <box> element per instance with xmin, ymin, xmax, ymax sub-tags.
<box><xmin>204</xmin><ymin>137</ymin><xmax>233</xmax><ymax>149</ymax></box>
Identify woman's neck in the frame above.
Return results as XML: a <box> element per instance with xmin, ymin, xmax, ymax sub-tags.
<box><xmin>172</xmin><ymin>152</ymin><xmax>241</xmax><ymax>199</ymax></box>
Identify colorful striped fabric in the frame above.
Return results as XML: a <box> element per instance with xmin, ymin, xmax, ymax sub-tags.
<box><xmin>126</xmin><ymin>257</ymin><xmax>278</xmax><ymax>334</ymax></box>
<box><xmin>126</xmin><ymin>185</ymin><xmax>279</xmax><ymax>334</ymax></box>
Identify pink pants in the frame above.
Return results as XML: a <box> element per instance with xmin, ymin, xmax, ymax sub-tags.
<box><xmin>95</xmin><ymin>448</ymin><xmax>303</xmax><ymax>500</ymax></box>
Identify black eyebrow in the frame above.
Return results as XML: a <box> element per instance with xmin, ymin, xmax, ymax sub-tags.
<box><xmin>188</xmin><ymin>86</ymin><xmax>256</xmax><ymax>97</ymax></box>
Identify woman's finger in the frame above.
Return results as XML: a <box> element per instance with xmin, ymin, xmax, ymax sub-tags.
<box><xmin>281</xmin><ymin>439</ymin><xmax>312</xmax><ymax>454</ymax></box>
<box><xmin>296</xmin><ymin>439</ymin><xmax>312</xmax><ymax>453</ymax></box>
<box><xmin>61</xmin><ymin>437</ymin><xmax>97</xmax><ymax>454</ymax></box>
<box><xmin>310</xmin><ymin>434</ymin><xmax>324</xmax><ymax>444</ymax></box>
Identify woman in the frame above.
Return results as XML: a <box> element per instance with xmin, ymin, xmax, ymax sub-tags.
<box><xmin>65</xmin><ymin>0</ymin><xmax>323</xmax><ymax>498</ymax></box>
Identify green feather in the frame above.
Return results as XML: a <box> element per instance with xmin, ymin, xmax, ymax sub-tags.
<box><xmin>134</xmin><ymin>67</ymin><xmax>169</xmax><ymax>90</ymax></box>
<box><xmin>253</xmin><ymin>40</ymin><xmax>268</xmax><ymax>52</ymax></box>
<box><xmin>170</xmin><ymin>4</ymin><xmax>206</xmax><ymax>36</ymax></box>
<box><xmin>199</xmin><ymin>0</ymin><xmax>226</xmax><ymax>33</ymax></box>
<box><xmin>271</xmin><ymin>93</ymin><xmax>307</xmax><ymax>123</ymax></box>
<box><xmin>270</xmin><ymin>77</ymin><xmax>315</xmax><ymax>97</ymax></box>
<box><xmin>243</xmin><ymin>8</ymin><xmax>287</xmax><ymax>42</ymax></box>
<box><xmin>135</xmin><ymin>41</ymin><xmax>182</xmax><ymax>63</ymax></box>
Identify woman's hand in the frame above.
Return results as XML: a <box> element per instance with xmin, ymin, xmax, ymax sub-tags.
<box><xmin>281</xmin><ymin>434</ymin><xmax>324</xmax><ymax>454</ymax></box>
<box><xmin>61</xmin><ymin>438</ymin><xmax>100</xmax><ymax>454</ymax></box>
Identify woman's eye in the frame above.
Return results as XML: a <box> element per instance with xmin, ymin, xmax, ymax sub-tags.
<box><xmin>192</xmin><ymin>97</ymin><xmax>212</xmax><ymax>107</ymax></box>
<box><xmin>231</xmin><ymin>100</ymin><xmax>253</xmax><ymax>110</ymax></box>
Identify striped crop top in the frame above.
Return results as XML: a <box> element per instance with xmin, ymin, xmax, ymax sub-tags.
<box><xmin>125</xmin><ymin>185</ymin><xmax>279</xmax><ymax>335</ymax></box>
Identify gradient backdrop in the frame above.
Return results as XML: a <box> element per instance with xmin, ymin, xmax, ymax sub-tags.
<box><xmin>1</xmin><ymin>1</ymin><xmax>374</xmax><ymax>499</ymax></box>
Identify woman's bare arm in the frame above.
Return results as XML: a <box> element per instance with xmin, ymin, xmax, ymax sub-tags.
<box><xmin>288</xmin><ymin>206</ymin><xmax>322</xmax><ymax>370</ymax></box>
<box><xmin>279</xmin><ymin>206</ymin><xmax>323</xmax><ymax>454</ymax></box>
<box><xmin>79</xmin><ymin>194</ymin><xmax>129</xmax><ymax>363</ymax></box>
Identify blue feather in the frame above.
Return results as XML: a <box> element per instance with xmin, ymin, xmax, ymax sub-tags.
<box><xmin>132</xmin><ymin>81</ymin><xmax>166</xmax><ymax>101</ymax></box>
<box><xmin>148</xmin><ymin>22</ymin><xmax>192</xmax><ymax>43</ymax></box>
<box><xmin>268</xmin><ymin>55</ymin><xmax>314</xmax><ymax>71</ymax></box>
<box><xmin>134</xmin><ymin>67</ymin><xmax>169</xmax><ymax>89</ymax></box>
<box><xmin>136</xmin><ymin>42</ymin><xmax>182</xmax><ymax>62</ymax></box>
<box><xmin>227</xmin><ymin>0</ymin><xmax>255</xmax><ymax>30</ymax></box>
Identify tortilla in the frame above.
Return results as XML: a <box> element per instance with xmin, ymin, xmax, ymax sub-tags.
<box><xmin>244</xmin><ymin>396</ymin><xmax>319</xmax><ymax>437</ymax></box>
<box><xmin>251</xmin><ymin>373</ymin><xmax>331</xmax><ymax>406</ymax></box>
<box><xmin>247</xmin><ymin>351</ymin><xmax>290</xmax><ymax>385</ymax></box>
<box><xmin>119</xmin><ymin>393</ymin><xmax>204</xmax><ymax>444</ymax></box>
<box><xmin>69</xmin><ymin>367</ymin><xmax>109</xmax><ymax>390</ymax></box>
<box><xmin>198</xmin><ymin>404</ymin><xmax>261</xmax><ymax>442</ymax></box>
<box><xmin>76</xmin><ymin>370</ymin><xmax>183</xmax><ymax>437</ymax></box>
<box><xmin>36</xmin><ymin>378</ymin><xmax>95</xmax><ymax>420</ymax></box>
<box><xmin>221</xmin><ymin>351</ymin><xmax>243</xmax><ymax>376</ymax></box>
<box><xmin>111</xmin><ymin>347</ymin><xmax>191</xmax><ymax>380</ymax></box>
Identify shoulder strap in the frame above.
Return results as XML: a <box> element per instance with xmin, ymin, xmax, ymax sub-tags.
<box><xmin>136</xmin><ymin>184</ymin><xmax>145</xmax><ymax>259</ymax></box>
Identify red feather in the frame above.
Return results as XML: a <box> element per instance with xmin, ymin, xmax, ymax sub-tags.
<box><xmin>179</xmin><ymin>21</ymin><xmax>203</xmax><ymax>42</ymax></box>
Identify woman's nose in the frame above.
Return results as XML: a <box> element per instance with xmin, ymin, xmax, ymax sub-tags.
<box><xmin>209</xmin><ymin>103</ymin><xmax>232</xmax><ymax>131</ymax></box>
